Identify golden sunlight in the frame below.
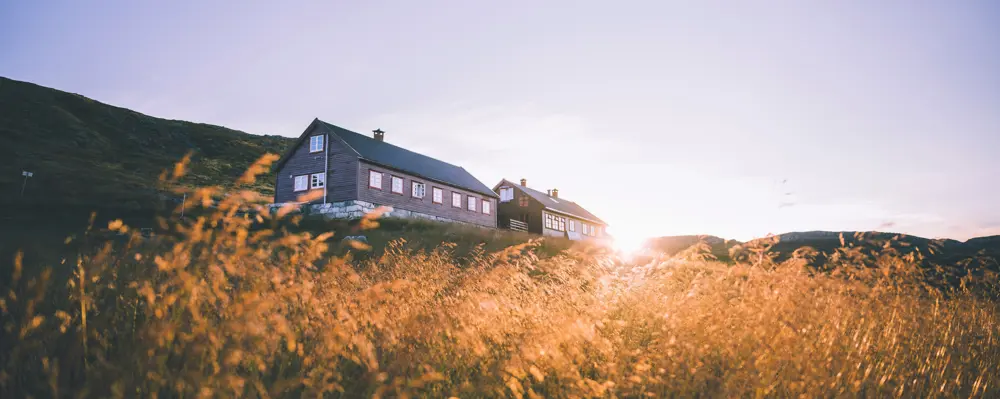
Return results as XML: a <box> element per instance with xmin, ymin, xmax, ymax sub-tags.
<box><xmin>610</xmin><ymin>226</ymin><xmax>652</xmax><ymax>256</ymax></box>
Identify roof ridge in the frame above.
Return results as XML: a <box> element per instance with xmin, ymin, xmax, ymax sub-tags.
<box><xmin>506</xmin><ymin>180</ymin><xmax>606</xmax><ymax>225</ymax></box>
<box><xmin>318</xmin><ymin>119</ymin><xmax>465</xmax><ymax>170</ymax></box>
<box><xmin>314</xmin><ymin>119</ymin><xmax>497</xmax><ymax>198</ymax></box>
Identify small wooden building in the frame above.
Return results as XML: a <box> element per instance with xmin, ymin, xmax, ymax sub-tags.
<box><xmin>493</xmin><ymin>178</ymin><xmax>607</xmax><ymax>240</ymax></box>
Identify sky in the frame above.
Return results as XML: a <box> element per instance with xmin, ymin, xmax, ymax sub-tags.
<box><xmin>2</xmin><ymin>1</ymin><xmax>999</xmax><ymax>243</ymax></box>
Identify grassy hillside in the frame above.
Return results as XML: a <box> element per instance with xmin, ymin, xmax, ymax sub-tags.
<box><xmin>0</xmin><ymin>76</ymin><xmax>294</xmax><ymax>211</ymax></box>
<box><xmin>1</xmin><ymin>184</ymin><xmax>998</xmax><ymax>397</ymax></box>
<box><xmin>646</xmin><ymin>231</ymin><xmax>1000</xmax><ymax>273</ymax></box>
<box><xmin>2</xmin><ymin>77</ymin><xmax>999</xmax><ymax>396</ymax></box>
<box><xmin>644</xmin><ymin>235</ymin><xmax>738</xmax><ymax>260</ymax></box>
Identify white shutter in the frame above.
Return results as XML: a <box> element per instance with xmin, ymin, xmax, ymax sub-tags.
<box><xmin>391</xmin><ymin>176</ymin><xmax>403</xmax><ymax>193</ymax></box>
<box><xmin>294</xmin><ymin>175</ymin><xmax>308</xmax><ymax>191</ymax></box>
<box><xmin>499</xmin><ymin>187</ymin><xmax>514</xmax><ymax>202</ymax></box>
<box><xmin>309</xmin><ymin>136</ymin><xmax>324</xmax><ymax>152</ymax></box>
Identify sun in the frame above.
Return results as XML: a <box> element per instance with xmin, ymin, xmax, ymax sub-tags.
<box><xmin>610</xmin><ymin>228</ymin><xmax>650</xmax><ymax>256</ymax></box>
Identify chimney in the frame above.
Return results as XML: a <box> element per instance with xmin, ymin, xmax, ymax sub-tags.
<box><xmin>551</xmin><ymin>188</ymin><xmax>559</xmax><ymax>198</ymax></box>
<box><xmin>520</xmin><ymin>178</ymin><xmax>527</xmax><ymax>187</ymax></box>
<box><xmin>546</xmin><ymin>189</ymin><xmax>551</xmax><ymax>196</ymax></box>
<box><xmin>373</xmin><ymin>128</ymin><xmax>385</xmax><ymax>142</ymax></box>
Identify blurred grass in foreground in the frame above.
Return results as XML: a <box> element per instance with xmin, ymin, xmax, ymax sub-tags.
<box><xmin>1</xmin><ymin>155</ymin><xmax>998</xmax><ymax>398</ymax></box>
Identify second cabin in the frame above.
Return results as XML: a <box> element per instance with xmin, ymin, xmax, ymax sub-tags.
<box><xmin>493</xmin><ymin>178</ymin><xmax>608</xmax><ymax>241</ymax></box>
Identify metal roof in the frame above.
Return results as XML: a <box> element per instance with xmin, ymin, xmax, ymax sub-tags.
<box><xmin>496</xmin><ymin>179</ymin><xmax>607</xmax><ymax>225</ymax></box>
<box><xmin>278</xmin><ymin>119</ymin><xmax>498</xmax><ymax>197</ymax></box>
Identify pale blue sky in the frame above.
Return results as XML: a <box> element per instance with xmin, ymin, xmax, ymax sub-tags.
<box><xmin>2</xmin><ymin>1</ymin><xmax>998</xmax><ymax>242</ymax></box>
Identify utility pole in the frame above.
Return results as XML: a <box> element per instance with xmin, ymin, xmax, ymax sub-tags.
<box><xmin>20</xmin><ymin>171</ymin><xmax>33</xmax><ymax>197</ymax></box>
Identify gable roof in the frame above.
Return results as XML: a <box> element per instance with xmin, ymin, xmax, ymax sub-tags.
<box><xmin>495</xmin><ymin>179</ymin><xmax>607</xmax><ymax>225</ymax></box>
<box><xmin>276</xmin><ymin>118</ymin><xmax>497</xmax><ymax>198</ymax></box>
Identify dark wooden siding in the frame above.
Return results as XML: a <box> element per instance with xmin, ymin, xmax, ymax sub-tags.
<box><xmin>274</xmin><ymin>124</ymin><xmax>496</xmax><ymax>228</ymax></box>
<box><xmin>495</xmin><ymin>183</ymin><xmax>545</xmax><ymax>234</ymax></box>
<box><xmin>274</xmin><ymin>125</ymin><xmax>359</xmax><ymax>204</ymax></box>
<box><xmin>357</xmin><ymin>161</ymin><xmax>497</xmax><ymax>228</ymax></box>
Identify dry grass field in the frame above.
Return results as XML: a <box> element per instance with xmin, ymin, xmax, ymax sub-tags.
<box><xmin>2</xmin><ymin>156</ymin><xmax>998</xmax><ymax>398</ymax></box>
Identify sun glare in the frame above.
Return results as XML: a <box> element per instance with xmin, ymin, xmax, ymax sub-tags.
<box><xmin>611</xmin><ymin>228</ymin><xmax>649</xmax><ymax>256</ymax></box>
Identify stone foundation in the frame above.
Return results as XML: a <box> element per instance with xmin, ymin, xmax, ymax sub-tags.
<box><xmin>306</xmin><ymin>200</ymin><xmax>380</xmax><ymax>219</ymax></box>
<box><xmin>270</xmin><ymin>200</ymin><xmax>481</xmax><ymax>227</ymax></box>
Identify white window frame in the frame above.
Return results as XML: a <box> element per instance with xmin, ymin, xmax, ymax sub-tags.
<box><xmin>467</xmin><ymin>196</ymin><xmax>477</xmax><ymax>211</ymax></box>
<box><xmin>569</xmin><ymin>220</ymin><xmax>576</xmax><ymax>232</ymax></box>
<box><xmin>368</xmin><ymin>170</ymin><xmax>382</xmax><ymax>189</ymax></box>
<box><xmin>411</xmin><ymin>181</ymin><xmax>426</xmax><ymax>198</ymax></box>
<box><xmin>432</xmin><ymin>187</ymin><xmax>443</xmax><ymax>204</ymax></box>
<box><xmin>452</xmin><ymin>192</ymin><xmax>462</xmax><ymax>208</ymax></box>
<box><xmin>391</xmin><ymin>176</ymin><xmax>404</xmax><ymax>194</ymax></box>
<box><xmin>310</xmin><ymin>172</ymin><xmax>326</xmax><ymax>189</ymax></box>
<box><xmin>545</xmin><ymin>213</ymin><xmax>566</xmax><ymax>232</ymax></box>
<box><xmin>309</xmin><ymin>135</ymin><xmax>324</xmax><ymax>153</ymax></box>
<box><xmin>482</xmin><ymin>200</ymin><xmax>491</xmax><ymax>214</ymax></box>
<box><xmin>293</xmin><ymin>175</ymin><xmax>308</xmax><ymax>192</ymax></box>
<box><xmin>499</xmin><ymin>187</ymin><xmax>514</xmax><ymax>202</ymax></box>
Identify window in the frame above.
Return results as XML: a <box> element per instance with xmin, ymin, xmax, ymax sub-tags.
<box><xmin>569</xmin><ymin>220</ymin><xmax>576</xmax><ymax>232</ymax></box>
<box><xmin>432</xmin><ymin>187</ymin><xmax>443</xmax><ymax>204</ymax></box>
<box><xmin>544</xmin><ymin>213</ymin><xmax>567</xmax><ymax>231</ymax></box>
<box><xmin>309</xmin><ymin>135</ymin><xmax>324</xmax><ymax>153</ymax></box>
<box><xmin>293</xmin><ymin>175</ymin><xmax>308</xmax><ymax>192</ymax></box>
<box><xmin>310</xmin><ymin>173</ymin><xmax>325</xmax><ymax>189</ymax></box>
<box><xmin>518</xmin><ymin>195</ymin><xmax>529</xmax><ymax>207</ymax></box>
<box><xmin>452</xmin><ymin>192</ymin><xmax>462</xmax><ymax>207</ymax></box>
<box><xmin>499</xmin><ymin>187</ymin><xmax>514</xmax><ymax>202</ymax></box>
<box><xmin>368</xmin><ymin>170</ymin><xmax>382</xmax><ymax>189</ymax></box>
<box><xmin>482</xmin><ymin>200</ymin><xmax>491</xmax><ymax>214</ymax></box>
<box><xmin>391</xmin><ymin>176</ymin><xmax>404</xmax><ymax>194</ymax></box>
<box><xmin>411</xmin><ymin>181</ymin><xmax>426</xmax><ymax>198</ymax></box>
<box><xmin>468</xmin><ymin>196</ymin><xmax>477</xmax><ymax>211</ymax></box>
<box><xmin>594</xmin><ymin>226</ymin><xmax>601</xmax><ymax>236</ymax></box>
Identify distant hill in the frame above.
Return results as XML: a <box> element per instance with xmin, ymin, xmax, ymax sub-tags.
<box><xmin>0</xmin><ymin>76</ymin><xmax>294</xmax><ymax>212</ymax></box>
<box><xmin>645</xmin><ymin>231</ymin><xmax>1000</xmax><ymax>270</ymax></box>
<box><xmin>644</xmin><ymin>235</ymin><xmax>739</xmax><ymax>260</ymax></box>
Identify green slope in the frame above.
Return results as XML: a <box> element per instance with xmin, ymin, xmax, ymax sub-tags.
<box><xmin>0</xmin><ymin>76</ymin><xmax>294</xmax><ymax>211</ymax></box>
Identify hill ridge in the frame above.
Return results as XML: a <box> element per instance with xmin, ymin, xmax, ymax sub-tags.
<box><xmin>0</xmin><ymin>76</ymin><xmax>294</xmax><ymax>211</ymax></box>
<box><xmin>646</xmin><ymin>230</ymin><xmax>1000</xmax><ymax>267</ymax></box>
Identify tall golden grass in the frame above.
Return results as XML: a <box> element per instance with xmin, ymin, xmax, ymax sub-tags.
<box><xmin>2</xmin><ymin>155</ymin><xmax>998</xmax><ymax>398</ymax></box>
